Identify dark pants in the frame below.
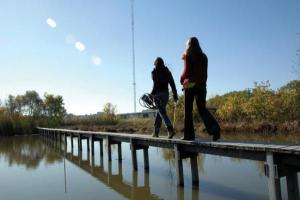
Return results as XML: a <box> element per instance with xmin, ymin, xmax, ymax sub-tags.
<box><xmin>154</xmin><ymin>92</ymin><xmax>173</xmax><ymax>134</ymax></box>
<box><xmin>184</xmin><ymin>86</ymin><xmax>220</xmax><ymax>139</ymax></box>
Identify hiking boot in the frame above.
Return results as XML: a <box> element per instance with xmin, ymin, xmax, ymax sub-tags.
<box><xmin>167</xmin><ymin>127</ymin><xmax>175</xmax><ymax>139</ymax></box>
<box><xmin>152</xmin><ymin>132</ymin><xmax>159</xmax><ymax>138</ymax></box>
<box><xmin>180</xmin><ymin>136</ymin><xmax>195</xmax><ymax>141</ymax></box>
<box><xmin>212</xmin><ymin>131</ymin><xmax>220</xmax><ymax>142</ymax></box>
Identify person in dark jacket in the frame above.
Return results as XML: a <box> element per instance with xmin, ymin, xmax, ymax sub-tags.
<box><xmin>151</xmin><ymin>57</ymin><xmax>178</xmax><ymax>138</ymax></box>
<box><xmin>180</xmin><ymin>37</ymin><xmax>220</xmax><ymax>141</ymax></box>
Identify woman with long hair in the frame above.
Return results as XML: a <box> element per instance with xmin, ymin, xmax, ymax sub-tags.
<box><xmin>180</xmin><ymin>37</ymin><xmax>220</xmax><ymax>141</ymax></box>
<box><xmin>151</xmin><ymin>57</ymin><xmax>178</xmax><ymax>138</ymax></box>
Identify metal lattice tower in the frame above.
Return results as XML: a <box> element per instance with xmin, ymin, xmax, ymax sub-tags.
<box><xmin>131</xmin><ymin>0</ymin><xmax>136</xmax><ymax>112</ymax></box>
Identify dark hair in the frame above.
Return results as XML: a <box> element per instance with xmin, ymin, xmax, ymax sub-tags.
<box><xmin>154</xmin><ymin>57</ymin><xmax>165</xmax><ymax>68</ymax></box>
<box><xmin>185</xmin><ymin>37</ymin><xmax>203</xmax><ymax>57</ymax></box>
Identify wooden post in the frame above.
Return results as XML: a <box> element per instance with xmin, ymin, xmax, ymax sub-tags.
<box><xmin>87</xmin><ymin>137</ymin><xmax>90</xmax><ymax>153</ymax></box>
<box><xmin>78</xmin><ymin>134</ymin><xmax>82</xmax><ymax>151</ymax></box>
<box><xmin>100</xmin><ymin>153</ymin><xmax>104</xmax><ymax>168</ymax></box>
<box><xmin>118</xmin><ymin>142</ymin><xmax>122</xmax><ymax>161</ymax></box>
<box><xmin>107</xmin><ymin>136</ymin><xmax>112</xmax><ymax>162</ymax></box>
<box><xmin>70</xmin><ymin>133</ymin><xmax>74</xmax><ymax>152</ymax></box>
<box><xmin>78</xmin><ymin>148</ymin><xmax>82</xmax><ymax>166</ymax></box>
<box><xmin>192</xmin><ymin>185</ymin><xmax>199</xmax><ymax>200</ymax></box>
<box><xmin>108</xmin><ymin>162</ymin><xmax>112</xmax><ymax>184</ymax></box>
<box><xmin>177</xmin><ymin>187</ymin><xmax>184</xmax><ymax>200</ymax></box>
<box><xmin>59</xmin><ymin>132</ymin><xmax>62</xmax><ymax>144</ymax></box>
<box><xmin>100</xmin><ymin>139</ymin><xmax>104</xmax><ymax>157</ymax></box>
<box><xmin>144</xmin><ymin>170</ymin><xmax>149</xmax><ymax>186</ymax></box>
<box><xmin>190</xmin><ymin>154</ymin><xmax>199</xmax><ymax>186</ymax></box>
<box><xmin>266</xmin><ymin>152</ymin><xmax>282</xmax><ymax>200</ymax></box>
<box><xmin>286</xmin><ymin>170</ymin><xmax>300</xmax><ymax>200</ymax></box>
<box><xmin>91</xmin><ymin>155</ymin><xmax>95</xmax><ymax>174</ymax></box>
<box><xmin>133</xmin><ymin>170</ymin><xmax>138</xmax><ymax>187</ymax></box>
<box><xmin>131</xmin><ymin>139</ymin><xmax>138</xmax><ymax>170</ymax></box>
<box><xmin>143</xmin><ymin>147</ymin><xmax>149</xmax><ymax>171</ymax></box>
<box><xmin>91</xmin><ymin>135</ymin><xmax>95</xmax><ymax>156</ymax></box>
<box><xmin>174</xmin><ymin>144</ymin><xmax>184</xmax><ymax>186</ymax></box>
<box><xmin>64</xmin><ymin>133</ymin><xmax>67</xmax><ymax>152</ymax></box>
<box><xmin>118</xmin><ymin>160</ymin><xmax>123</xmax><ymax>178</ymax></box>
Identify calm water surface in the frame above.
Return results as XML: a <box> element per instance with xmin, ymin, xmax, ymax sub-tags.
<box><xmin>0</xmin><ymin>135</ymin><xmax>298</xmax><ymax>200</ymax></box>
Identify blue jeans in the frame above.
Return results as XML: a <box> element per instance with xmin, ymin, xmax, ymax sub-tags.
<box><xmin>154</xmin><ymin>92</ymin><xmax>173</xmax><ymax>134</ymax></box>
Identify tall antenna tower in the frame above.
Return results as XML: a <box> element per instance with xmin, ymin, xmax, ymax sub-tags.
<box><xmin>131</xmin><ymin>0</ymin><xmax>137</xmax><ymax>112</ymax></box>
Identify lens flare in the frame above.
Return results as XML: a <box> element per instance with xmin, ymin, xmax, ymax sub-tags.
<box><xmin>75</xmin><ymin>41</ymin><xmax>85</xmax><ymax>52</ymax></box>
<box><xmin>46</xmin><ymin>18</ymin><xmax>56</xmax><ymax>28</ymax></box>
<box><xmin>92</xmin><ymin>56</ymin><xmax>102</xmax><ymax>65</ymax></box>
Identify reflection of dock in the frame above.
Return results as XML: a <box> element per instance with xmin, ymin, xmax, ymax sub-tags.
<box><xmin>44</xmin><ymin>138</ymin><xmax>162</xmax><ymax>200</ymax></box>
<box><xmin>39</xmin><ymin>127</ymin><xmax>300</xmax><ymax>200</ymax></box>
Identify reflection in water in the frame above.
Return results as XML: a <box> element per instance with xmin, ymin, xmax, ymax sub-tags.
<box><xmin>162</xmin><ymin>149</ymin><xmax>206</xmax><ymax>173</ymax></box>
<box><xmin>0</xmin><ymin>135</ymin><xmax>62</xmax><ymax>169</ymax></box>
<box><xmin>62</xmin><ymin>147</ymin><xmax>162</xmax><ymax>199</ymax></box>
<box><xmin>0</xmin><ymin>135</ymin><xmax>278</xmax><ymax>200</ymax></box>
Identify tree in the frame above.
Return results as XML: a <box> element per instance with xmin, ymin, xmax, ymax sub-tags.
<box><xmin>102</xmin><ymin>103</ymin><xmax>117</xmax><ymax>123</ymax></box>
<box><xmin>44</xmin><ymin>94</ymin><xmax>66</xmax><ymax>123</ymax></box>
<box><xmin>277</xmin><ymin>80</ymin><xmax>300</xmax><ymax>121</ymax></box>
<box><xmin>23</xmin><ymin>91</ymin><xmax>43</xmax><ymax>117</ymax></box>
<box><xmin>14</xmin><ymin>95</ymin><xmax>24</xmax><ymax>114</ymax></box>
<box><xmin>5</xmin><ymin>95</ymin><xmax>16</xmax><ymax>115</ymax></box>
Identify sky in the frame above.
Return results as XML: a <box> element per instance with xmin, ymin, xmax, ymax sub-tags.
<box><xmin>0</xmin><ymin>0</ymin><xmax>299</xmax><ymax>115</ymax></box>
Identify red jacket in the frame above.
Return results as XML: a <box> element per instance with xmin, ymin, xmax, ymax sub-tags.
<box><xmin>180</xmin><ymin>53</ymin><xmax>208</xmax><ymax>88</ymax></box>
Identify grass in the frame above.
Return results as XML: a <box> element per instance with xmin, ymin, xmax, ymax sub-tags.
<box><xmin>0</xmin><ymin>115</ymin><xmax>37</xmax><ymax>136</ymax></box>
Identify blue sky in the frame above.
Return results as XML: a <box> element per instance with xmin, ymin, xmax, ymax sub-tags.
<box><xmin>0</xmin><ymin>0</ymin><xmax>299</xmax><ymax>114</ymax></box>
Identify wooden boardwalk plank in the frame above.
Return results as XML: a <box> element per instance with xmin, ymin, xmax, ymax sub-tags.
<box><xmin>38</xmin><ymin>127</ymin><xmax>300</xmax><ymax>158</ymax></box>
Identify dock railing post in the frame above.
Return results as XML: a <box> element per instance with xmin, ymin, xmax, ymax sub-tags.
<box><xmin>143</xmin><ymin>147</ymin><xmax>149</xmax><ymax>172</ymax></box>
<box><xmin>190</xmin><ymin>154</ymin><xmax>199</xmax><ymax>186</ymax></box>
<box><xmin>64</xmin><ymin>133</ymin><xmax>67</xmax><ymax>152</ymax></box>
<box><xmin>70</xmin><ymin>133</ymin><xmax>74</xmax><ymax>152</ymax></box>
<box><xmin>130</xmin><ymin>139</ymin><xmax>138</xmax><ymax>170</ymax></box>
<box><xmin>100</xmin><ymin>139</ymin><xmax>104</xmax><ymax>157</ymax></box>
<box><xmin>286</xmin><ymin>168</ymin><xmax>300</xmax><ymax>200</ymax></box>
<box><xmin>174</xmin><ymin>144</ymin><xmax>184</xmax><ymax>186</ymax></box>
<box><xmin>78</xmin><ymin>134</ymin><xmax>82</xmax><ymax>152</ymax></box>
<box><xmin>265</xmin><ymin>152</ymin><xmax>282</xmax><ymax>200</ymax></box>
<box><xmin>118</xmin><ymin>142</ymin><xmax>122</xmax><ymax>161</ymax></box>
<box><xmin>91</xmin><ymin>135</ymin><xmax>95</xmax><ymax>156</ymax></box>
<box><xmin>87</xmin><ymin>136</ymin><xmax>90</xmax><ymax>153</ymax></box>
<box><xmin>59</xmin><ymin>132</ymin><xmax>62</xmax><ymax>144</ymax></box>
<box><xmin>107</xmin><ymin>136</ymin><xmax>112</xmax><ymax>162</ymax></box>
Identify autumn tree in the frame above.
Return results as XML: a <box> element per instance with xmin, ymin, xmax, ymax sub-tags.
<box><xmin>23</xmin><ymin>91</ymin><xmax>44</xmax><ymax>117</ymax></box>
<box><xmin>44</xmin><ymin>94</ymin><xmax>66</xmax><ymax>123</ymax></box>
<box><xmin>102</xmin><ymin>103</ymin><xmax>117</xmax><ymax>123</ymax></box>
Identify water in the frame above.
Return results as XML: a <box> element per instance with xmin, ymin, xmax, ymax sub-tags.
<box><xmin>0</xmin><ymin>135</ymin><xmax>298</xmax><ymax>200</ymax></box>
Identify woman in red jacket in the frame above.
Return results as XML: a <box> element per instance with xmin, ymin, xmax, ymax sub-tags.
<box><xmin>181</xmin><ymin>37</ymin><xmax>220</xmax><ymax>141</ymax></box>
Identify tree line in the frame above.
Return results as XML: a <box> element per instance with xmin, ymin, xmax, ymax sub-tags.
<box><xmin>0</xmin><ymin>91</ymin><xmax>66</xmax><ymax>135</ymax></box>
<box><xmin>4</xmin><ymin>91</ymin><xmax>66</xmax><ymax>122</ymax></box>
<box><xmin>167</xmin><ymin>80</ymin><xmax>300</xmax><ymax>124</ymax></box>
<box><xmin>207</xmin><ymin>80</ymin><xmax>300</xmax><ymax>122</ymax></box>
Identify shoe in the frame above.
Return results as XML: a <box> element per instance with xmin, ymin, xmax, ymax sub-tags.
<box><xmin>212</xmin><ymin>132</ymin><xmax>220</xmax><ymax>142</ymax></box>
<box><xmin>167</xmin><ymin>127</ymin><xmax>176</xmax><ymax>139</ymax></box>
<box><xmin>180</xmin><ymin>136</ymin><xmax>195</xmax><ymax>141</ymax></box>
<box><xmin>152</xmin><ymin>132</ymin><xmax>159</xmax><ymax>138</ymax></box>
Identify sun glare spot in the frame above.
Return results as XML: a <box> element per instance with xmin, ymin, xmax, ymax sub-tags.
<box><xmin>92</xmin><ymin>56</ymin><xmax>102</xmax><ymax>65</ymax></box>
<box><xmin>46</xmin><ymin>18</ymin><xmax>56</xmax><ymax>28</ymax></box>
<box><xmin>75</xmin><ymin>41</ymin><xmax>85</xmax><ymax>52</ymax></box>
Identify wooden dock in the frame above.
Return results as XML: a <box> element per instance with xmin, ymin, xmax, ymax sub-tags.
<box><xmin>38</xmin><ymin>127</ymin><xmax>300</xmax><ymax>200</ymax></box>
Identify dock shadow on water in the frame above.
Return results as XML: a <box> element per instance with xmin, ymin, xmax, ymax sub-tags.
<box><xmin>0</xmin><ymin>135</ymin><xmax>298</xmax><ymax>200</ymax></box>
